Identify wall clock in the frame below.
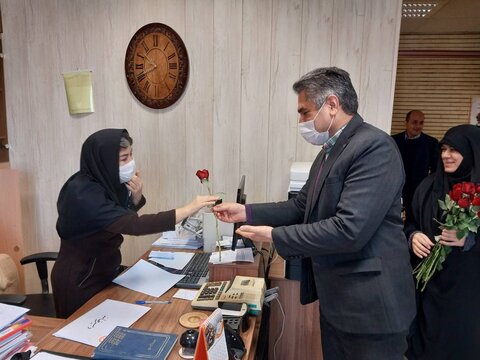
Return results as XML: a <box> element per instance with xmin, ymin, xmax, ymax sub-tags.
<box><xmin>125</xmin><ymin>23</ymin><xmax>189</xmax><ymax>109</ymax></box>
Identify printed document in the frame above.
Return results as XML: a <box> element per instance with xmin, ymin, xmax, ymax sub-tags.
<box><xmin>53</xmin><ymin>299</ymin><xmax>149</xmax><ymax>347</ymax></box>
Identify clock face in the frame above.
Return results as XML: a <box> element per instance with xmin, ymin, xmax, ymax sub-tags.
<box><xmin>125</xmin><ymin>23</ymin><xmax>189</xmax><ymax>109</ymax></box>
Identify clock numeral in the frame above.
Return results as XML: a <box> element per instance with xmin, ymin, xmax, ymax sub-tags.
<box><xmin>166</xmin><ymin>83</ymin><xmax>171</xmax><ymax>92</ymax></box>
<box><xmin>164</xmin><ymin>42</ymin><xmax>170</xmax><ymax>51</ymax></box>
<box><xmin>143</xmin><ymin>80</ymin><xmax>151</xmax><ymax>93</ymax></box>
<box><xmin>167</xmin><ymin>53</ymin><xmax>176</xmax><ymax>61</ymax></box>
<box><xmin>135</xmin><ymin>63</ymin><xmax>144</xmax><ymax>70</ymax></box>
<box><xmin>136</xmin><ymin>53</ymin><xmax>145</xmax><ymax>59</ymax></box>
<box><xmin>137</xmin><ymin>72</ymin><xmax>147</xmax><ymax>82</ymax></box>
<box><xmin>154</xmin><ymin>85</ymin><xmax>160</xmax><ymax>97</ymax></box>
<box><xmin>169</xmin><ymin>62</ymin><xmax>177</xmax><ymax>70</ymax></box>
<box><xmin>152</xmin><ymin>34</ymin><xmax>159</xmax><ymax>47</ymax></box>
<box><xmin>168</xmin><ymin>72</ymin><xmax>177</xmax><ymax>80</ymax></box>
<box><xmin>141</xmin><ymin>41</ymin><xmax>149</xmax><ymax>52</ymax></box>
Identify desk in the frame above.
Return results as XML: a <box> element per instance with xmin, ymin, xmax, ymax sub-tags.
<box><xmin>35</xmin><ymin>251</ymin><xmax>262</xmax><ymax>359</ymax></box>
<box><xmin>28</xmin><ymin>315</ymin><xmax>65</xmax><ymax>344</ymax></box>
<box><xmin>268</xmin><ymin>255</ymin><xmax>322</xmax><ymax>360</ymax></box>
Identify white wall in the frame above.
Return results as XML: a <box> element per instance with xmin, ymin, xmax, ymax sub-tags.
<box><xmin>0</xmin><ymin>0</ymin><xmax>401</xmax><ymax>292</ymax></box>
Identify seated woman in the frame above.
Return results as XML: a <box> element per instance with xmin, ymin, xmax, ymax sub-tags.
<box><xmin>52</xmin><ymin>129</ymin><xmax>217</xmax><ymax>318</ymax></box>
<box><xmin>405</xmin><ymin>124</ymin><xmax>480</xmax><ymax>360</ymax></box>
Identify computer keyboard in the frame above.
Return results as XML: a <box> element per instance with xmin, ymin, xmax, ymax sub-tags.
<box><xmin>174</xmin><ymin>252</ymin><xmax>211</xmax><ymax>289</ymax></box>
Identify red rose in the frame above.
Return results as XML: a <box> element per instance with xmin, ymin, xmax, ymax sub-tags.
<box><xmin>462</xmin><ymin>182</ymin><xmax>476</xmax><ymax>195</ymax></box>
<box><xmin>453</xmin><ymin>183</ymin><xmax>463</xmax><ymax>192</ymax></box>
<box><xmin>472</xmin><ymin>196</ymin><xmax>480</xmax><ymax>206</ymax></box>
<box><xmin>450</xmin><ymin>189</ymin><xmax>463</xmax><ymax>201</ymax></box>
<box><xmin>457</xmin><ymin>198</ymin><xmax>471</xmax><ymax>209</ymax></box>
<box><xmin>196</xmin><ymin>169</ymin><xmax>209</xmax><ymax>182</ymax></box>
<box><xmin>476</xmin><ymin>185</ymin><xmax>480</xmax><ymax>194</ymax></box>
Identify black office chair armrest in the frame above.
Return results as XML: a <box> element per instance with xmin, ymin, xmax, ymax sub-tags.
<box><xmin>20</xmin><ymin>252</ymin><xmax>58</xmax><ymax>294</ymax></box>
<box><xmin>0</xmin><ymin>294</ymin><xmax>27</xmax><ymax>306</ymax></box>
<box><xmin>20</xmin><ymin>252</ymin><xmax>58</xmax><ymax>265</ymax></box>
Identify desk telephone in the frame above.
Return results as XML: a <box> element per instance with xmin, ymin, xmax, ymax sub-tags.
<box><xmin>191</xmin><ymin>276</ymin><xmax>265</xmax><ymax>315</ymax></box>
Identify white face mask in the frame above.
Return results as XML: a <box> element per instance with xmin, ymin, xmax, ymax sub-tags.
<box><xmin>119</xmin><ymin>159</ymin><xmax>136</xmax><ymax>184</ymax></box>
<box><xmin>298</xmin><ymin>101</ymin><xmax>334</xmax><ymax>145</ymax></box>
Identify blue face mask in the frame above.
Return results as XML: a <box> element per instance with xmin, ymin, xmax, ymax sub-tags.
<box><xmin>119</xmin><ymin>159</ymin><xmax>136</xmax><ymax>183</ymax></box>
<box><xmin>298</xmin><ymin>101</ymin><xmax>334</xmax><ymax>145</ymax></box>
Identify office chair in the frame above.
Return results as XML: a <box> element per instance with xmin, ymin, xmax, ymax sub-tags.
<box><xmin>0</xmin><ymin>252</ymin><xmax>58</xmax><ymax>318</ymax></box>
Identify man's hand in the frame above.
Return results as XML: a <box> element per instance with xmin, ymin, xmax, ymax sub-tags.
<box><xmin>126</xmin><ymin>170</ymin><xmax>143</xmax><ymax>206</ymax></box>
<box><xmin>236</xmin><ymin>225</ymin><xmax>273</xmax><ymax>243</ymax></box>
<box><xmin>212</xmin><ymin>202</ymin><xmax>246</xmax><ymax>223</ymax></box>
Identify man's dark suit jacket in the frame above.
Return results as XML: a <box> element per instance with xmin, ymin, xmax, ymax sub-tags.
<box><xmin>249</xmin><ymin>114</ymin><xmax>416</xmax><ymax>335</ymax></box>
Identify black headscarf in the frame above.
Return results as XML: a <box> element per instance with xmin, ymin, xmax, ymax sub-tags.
<box><xmin>418</xmin><ymin>124</ymin><xmax>480</xmax><ymax>238</ymax></box>
<box><xmin>56</xmin><ymin>129</ymin><xmax>134</xmax><ymax>240</ymax></box>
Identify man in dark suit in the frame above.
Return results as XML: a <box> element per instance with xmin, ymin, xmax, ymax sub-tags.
<box><xmin>392</xmin><ymin>110</ymin><xmax>438</xmax><ymax>222</ymax></box>
<box><xmin>214</xmin><ymin>67</ymin><xmax>416</xmax><ymax>360</ymax></box>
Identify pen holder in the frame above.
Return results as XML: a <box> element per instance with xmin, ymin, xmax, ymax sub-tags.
<box><xmin>179</xmin><ymin>329</ymin><xmax>199</xmax><ymax>358</ymax></box>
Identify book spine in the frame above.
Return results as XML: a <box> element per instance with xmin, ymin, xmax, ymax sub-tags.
<box><xmin>0</xmin><ymin>317</ymin><xmax>33</xmax><ymax>343</ymax></box>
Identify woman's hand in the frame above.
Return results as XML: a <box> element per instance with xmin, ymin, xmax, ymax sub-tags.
<box><xmin>412</xmin><ymin>232</ymin><xmax>435</xmax><ymax>258</ymax></box>
<box><xmin>126</xmin><ymin>170</ymin><xmax>143</xmax><ymax>205</ymax></box>
<box><xmin>236</xmin><ymin>225</ymin><xmax>273</xmax><ymax>243</ymax></box>
<box><xmin>439</xmin><ymin>229</ymin><xmax>466</xmax><ymax>247</ymax></box>
<box><xmin>175</xmin><ymin>195</ymin><xmax>219</xmax><ymax>223</ymax></box>
<box><xmin>212</xmin><ymin>203</ymin><xmax>246</xmax><ymax>223</ymax></box>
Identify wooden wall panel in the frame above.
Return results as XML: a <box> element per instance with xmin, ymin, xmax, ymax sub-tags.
<box><xmin>0</xmin><ymin>0</ymin><xmax>402</xmax><ymax>292</ymax></box>
<box><xmin>240</xmin><ymin>0</ymin><xmax>272</xmax><ymax>203</ymax></box>
<box><xmin>267</xmin><ymin>0</ymin><xmax>303</xmax><ymax>201</ymax></box>
<box><xmin>213</xmin><ymin>0</ymin><xmax>242</xmax><ymax>201</ymax></box>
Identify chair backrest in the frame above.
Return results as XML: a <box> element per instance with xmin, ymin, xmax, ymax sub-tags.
<box><xmin>0</xmin><ymin>253</ymin><xmax>20</xmax><ymax>294</ymax></box>
<box><xmin>20</xmin><ymin>252</ymin><xmax>58</xmax><ymax>294</ymax></box>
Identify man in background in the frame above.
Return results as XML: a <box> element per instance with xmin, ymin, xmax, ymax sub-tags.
<box><xmin>215</xmin><ymin>67</ymin><xmax>415</xmax><ymax>359</ymax></box>
<box><xmin>392</xmin><ymin>110</ymin><xmax>438</xmax><ymax>221</ymax></box>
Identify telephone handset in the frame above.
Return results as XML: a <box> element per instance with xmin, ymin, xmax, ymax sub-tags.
<box><xmin>191</xmin><ymin>276</ymin><xmax>266</xmax><ymax>315</ymax></box>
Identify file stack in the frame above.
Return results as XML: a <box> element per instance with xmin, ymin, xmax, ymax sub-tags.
<box><xmin>0</xmin><ymin>303</ymin><xmax>32</xmax><ymax>359</ymax></box>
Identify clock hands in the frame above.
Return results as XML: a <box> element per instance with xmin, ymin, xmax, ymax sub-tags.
<box><xmin>143</xmin><ymin>65</ymin><xmax>157</xmax><ymax>75</ymax></box>
<box><xmin>143</xmin><ymin>52</ymin><xmax>156</xmax><ymax>67</ymax></box>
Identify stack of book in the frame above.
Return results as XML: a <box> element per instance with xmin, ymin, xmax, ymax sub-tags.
<box><xmin>0</xmin><ymin>303</ymin><xmax>32</xmax><ymax>359</ymax></box>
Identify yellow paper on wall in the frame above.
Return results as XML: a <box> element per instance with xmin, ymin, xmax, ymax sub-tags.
<box><xmin>63</xmin><ymin>71</ymin><xmax>94</xmax><ymax>115</ymax></box>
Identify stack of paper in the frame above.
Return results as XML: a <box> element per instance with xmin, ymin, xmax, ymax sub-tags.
<box><xmin>152</xmin><ymin>227</ymin><xmax>202</xmax><ymax>249</ymax></box>
<box><xmin>209</xmin><ymin>248</ymin><xmax>254</xmax><ymax>264</ymax></box>
<box><xmin>0</xmin><ymin>303</ymin><xmax>33</xmax><ymax>359</ymax></box>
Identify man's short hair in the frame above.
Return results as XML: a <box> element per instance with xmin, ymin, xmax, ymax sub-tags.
<box><xmin>292</xmin><ymin>67</ymin><xmax>358</xmax><ymax>115</ymax></box>
<box><xmin>405</xmin><ymin>110</ymin><xmax>424</xmax><ymax>122</ymax></box>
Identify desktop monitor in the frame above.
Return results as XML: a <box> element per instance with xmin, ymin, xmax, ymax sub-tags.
<box><xmin>231</xmin><ymin>175</ymin><xmax>255</xmax><ymax>252</ymax></box>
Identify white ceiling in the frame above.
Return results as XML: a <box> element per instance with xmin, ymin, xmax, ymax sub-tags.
<box><xmin>401</xmin><ymin>0</ymin><xmax>480</xmax><ymax>34</ymax></box>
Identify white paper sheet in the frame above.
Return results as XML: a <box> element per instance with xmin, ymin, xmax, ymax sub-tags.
<box><xmin>0</xmin><ymin>303</ymin><xmax>29</xmax><ymax>329</ymax></box>
<box><xmin>52</xmin><ymin>299</ymin><xmax>149</xmax><ymax>347</ymax></box>
<box><xmin>31</xmin><ymin>351</ymin><xmax>84</xmax><ymax>360</ymax></box>
<box><xmin>113</xmin><ymin>259</ymin><xmax>185</xmax><ymax>297</ymax></box>
<box><xmin>209</xmin><ymin>248</ymin><xmax>254</xmax><ymax>264</ymax></box>
<box><xmin>173</xmin><ymin>289</ymin><xmax>199</xmax><ymax>301</ymax></box>
<box><xmin>148</xmin><ymin>251</ymin><xmax>194</xmax><ymax>270</ymax></box>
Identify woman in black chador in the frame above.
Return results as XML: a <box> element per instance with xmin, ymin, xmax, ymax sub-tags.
<box><xmin>52</xmin><ymin>129</ymin><xmax>217</xmax><ymax>318</ymax></box>
<box><xmin>405</xmin><ymin>124</ymin><xmax>480</xmax><ymax>359</ymax></box>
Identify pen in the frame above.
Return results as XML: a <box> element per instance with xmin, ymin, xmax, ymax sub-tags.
<box><xmin>136</xmin><ymin>300</ymin><xmax>171</xmax><ymax>305</ymax></box>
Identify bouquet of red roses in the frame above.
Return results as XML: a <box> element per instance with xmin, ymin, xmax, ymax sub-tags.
<box><xmin>413</xmin><ymin>181</ymin><xmax>480</xmax><ymax>291</ymax></box>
